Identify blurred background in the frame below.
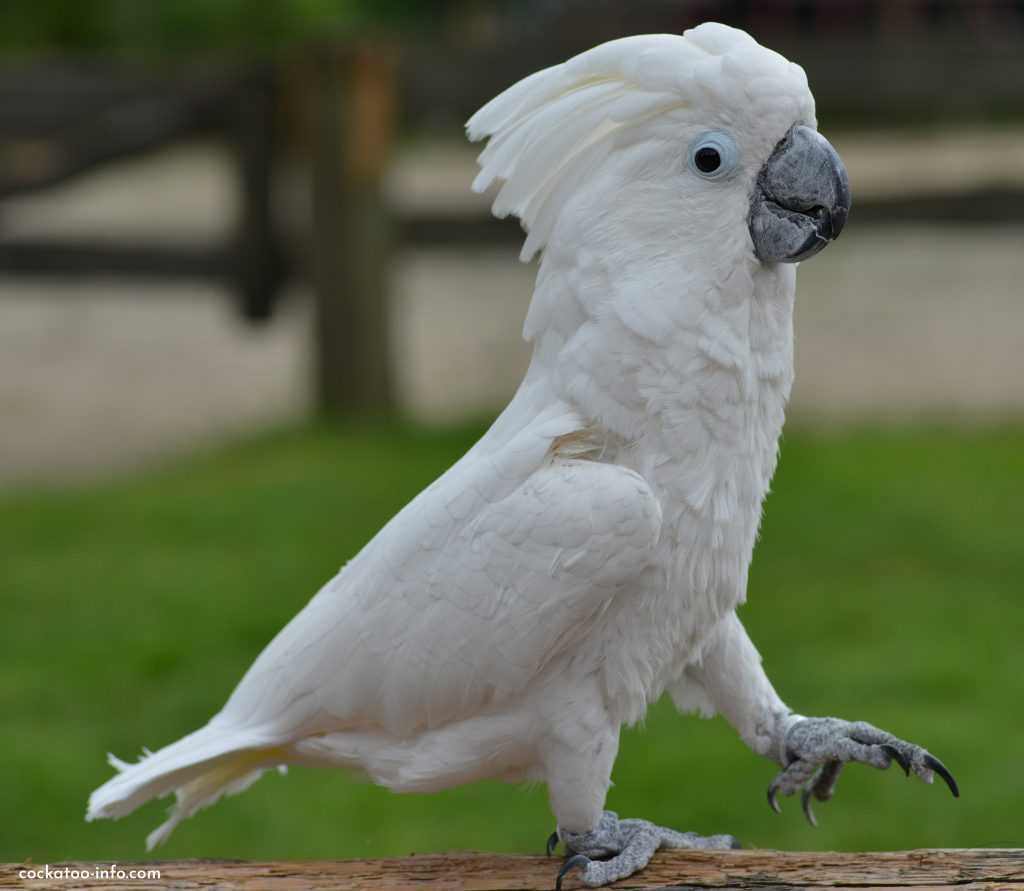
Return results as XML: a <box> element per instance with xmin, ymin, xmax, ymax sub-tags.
<box><xmin>2</xmin><ymin>0</ymin><xmax>1022</xmax><ymax>869</ymax></box>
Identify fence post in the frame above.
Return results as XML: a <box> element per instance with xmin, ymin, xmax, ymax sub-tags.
<box><xmin>309</xmin><ymin>40</ymin><xmax>396</xmax><ymax>414</ymax></box>
<box><xmin>231</xmin><ymin>62</ymin><xmax>288</xmax><ymax>323</ymax></box>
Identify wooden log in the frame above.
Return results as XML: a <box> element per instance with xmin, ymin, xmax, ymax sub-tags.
<box><xmin>3</xmin><ymin>849</ymin><xmax>1022</xmax><ymax>891</ymax></box>
<box><xmin>307</xmin><ymin>40</ymin><xmax>397</xmax><ymax>414</ymax></box>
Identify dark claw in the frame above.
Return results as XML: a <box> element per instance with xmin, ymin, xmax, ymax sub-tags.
<box><xmin>801</xmin><ymin>785</ymin><xmax>818</xmax><ymax>828</ymax></box>
<box><xmin>556</xmin><ymin>854</ymin><xmax>590</xmax><ymax>890</ymax></box>
<box><xmin>767</xmin><ymin>780</ymin><xmax>782</xmax><ymax>814</ymax></box>
<box><xmin>881</xmin><ymin>744</ymin><xmax>911</xmax><ymax>777</ymax></box>
<box><xmin>923</xmin><ymin>753</ymin><xmax>960</xmax><ymax>798</ymax></box>
<box><xmin>546</xmin><ymin>831</ymin><xmax>559</xmax><ymax>857</ymax></box>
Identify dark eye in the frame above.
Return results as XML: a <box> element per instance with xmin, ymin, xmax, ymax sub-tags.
<box><xmin>694</xmin><ymin>147</ymin><xmax>721</xmax><ymax>173</ymax></box>
<box><xmin>688</xmin><ymin>131</ymin><xmax>740</xmax><ymax>180</ymax></box>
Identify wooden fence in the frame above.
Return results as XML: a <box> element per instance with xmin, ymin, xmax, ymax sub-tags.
<box><xmin>1</xmin><ymin>32</ymin><xmax>1021</xmax><ymax>414</ymax></box>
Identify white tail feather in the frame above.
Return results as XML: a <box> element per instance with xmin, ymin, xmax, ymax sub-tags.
<box><xmin>86</xmin><ymin>723</ymin><xmax>285</xmax><ymax>847</ymax></box>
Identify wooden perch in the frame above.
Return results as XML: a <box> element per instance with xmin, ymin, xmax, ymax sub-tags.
<box><xmin>3</xmin><ymin>849</ymin><xmax>1022</xmax><ymax>891</ymax></box>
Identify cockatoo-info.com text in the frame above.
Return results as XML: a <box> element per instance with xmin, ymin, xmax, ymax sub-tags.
<box><xmin>88</xmin><ymin>23</ymin><xmax>957</xmax><ymax>888</ymax></box>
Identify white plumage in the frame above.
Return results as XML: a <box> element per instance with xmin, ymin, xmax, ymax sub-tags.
<box><xmin>88</xmin><ymin>23</ymin><xmax>880</xmax><ymax>879</ymax></box>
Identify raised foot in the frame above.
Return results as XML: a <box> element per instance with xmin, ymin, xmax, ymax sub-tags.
<box><xmin>768</xmin><ymin>717</ymin><xmax>959</xmax><ymax>827</ymax></box>
<box><xmin>552</xmin><ymin>810</ymin><xmax>739</xmax><ymax>888</ymax></box>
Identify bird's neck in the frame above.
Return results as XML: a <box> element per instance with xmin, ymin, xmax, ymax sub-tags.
<box><xmin>524</xmin><ymin>250</ymin><xmax>798</xmax><ymax>443</ymax></box>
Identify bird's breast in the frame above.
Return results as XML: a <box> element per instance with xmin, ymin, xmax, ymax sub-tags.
<box><xmin>593</xmin><ymin>275</ymin><xmax>797</xmax><ymax>723</ymax></box>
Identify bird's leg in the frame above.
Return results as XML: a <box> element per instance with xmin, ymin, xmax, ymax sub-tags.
<box><xmin>552</xmin><ymin>810</ymin><xmax>739</xmax><ymax>888</ymax></box>
<box><xmin>674</xmin><ymin>614</ymin><xmax>958</xmax><ymax>828</ymax></box>
<box><xmin>767</xmin><ymin>717</ymin><xmax>958</xmax><ymax>825</ymax></box>
<box><xmin>541</xmin><ymin>690</ymin><xmax>737</xmax><ymax>888</ymax></box>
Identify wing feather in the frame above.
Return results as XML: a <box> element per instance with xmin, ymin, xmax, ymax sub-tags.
<box><xmin>214</xmin><ymin>407</ymin><xmax>661</xmax><ymax>742</ymax></box>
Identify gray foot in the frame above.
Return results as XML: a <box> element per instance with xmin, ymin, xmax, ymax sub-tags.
<box><xmin>554</xmin><ymin>810</ymin><xmax>739</xmax><ymax>888</ymax></box>
<box><xmin>769</xmin><ymin>717</ymin><xmax>959</xmax><ymax>826</ymax></box>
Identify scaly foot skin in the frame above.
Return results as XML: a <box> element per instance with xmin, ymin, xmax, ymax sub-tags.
<box><xmin>552</xmin><ymin>810</ymin><xmax>739</xmax><ymax>889</ymax></box>
<box><xmin>769</xmin><ymin>717</ymin><xmax>959</xmax><ymax>826</ymax></box>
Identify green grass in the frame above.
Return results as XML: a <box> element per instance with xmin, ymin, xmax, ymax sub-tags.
<box><xmin>2</xmin><ymin>419</ymin><xmax>1022</xmax><ymax>862</ymax></box>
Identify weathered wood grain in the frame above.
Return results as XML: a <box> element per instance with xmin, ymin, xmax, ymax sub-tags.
<box><xmin>3</xmin><ymin>849</ymin><xmax>1023</xmax><ymax>891</ymax></box>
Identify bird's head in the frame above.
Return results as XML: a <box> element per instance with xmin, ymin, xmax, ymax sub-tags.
<box><xmin>468</xmin><ymin>23</ymin><xmax>850</xmax><ymax>269</ymax></box>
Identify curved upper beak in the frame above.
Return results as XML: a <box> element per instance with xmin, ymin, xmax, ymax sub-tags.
<box><xmin>748</xmin><ymin>124</ymin><xmax>851</xmax><ymax>263</ymax></box>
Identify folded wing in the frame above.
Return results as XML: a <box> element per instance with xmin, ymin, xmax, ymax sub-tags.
<box><xmin>219</xmin><ymin>421</ymin><xmax>662</xmax><ymax>741</ymax></box>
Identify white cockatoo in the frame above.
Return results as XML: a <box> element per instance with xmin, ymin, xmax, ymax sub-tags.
<box><xmin>88</xmin><ymin>23</ymin><xmax>957</xmax><ymax>887</ymax></box>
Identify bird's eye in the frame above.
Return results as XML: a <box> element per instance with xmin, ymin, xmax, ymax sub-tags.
<box><xmin>688</xmin><ymin>131</ymin><xmax>740</xmax><ymax>180</ymax></box>
<box><xmin>695</xmin><ymin>147</ymin><xmax>721</xmax><ymax>173</ymax></box>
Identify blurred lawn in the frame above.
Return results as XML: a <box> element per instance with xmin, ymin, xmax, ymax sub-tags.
<box><xmin>2</xmin><ymin>419</ymin><xmax>1021</xmax><ymax>862</ymax></box>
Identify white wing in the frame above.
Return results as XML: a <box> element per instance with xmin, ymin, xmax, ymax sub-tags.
<box><xmin>215</xmin><ymin>401</ymin><xmax>661</xmax><ymax>741</ymax></box>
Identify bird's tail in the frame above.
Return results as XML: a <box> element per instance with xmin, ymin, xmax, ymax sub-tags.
<box><xmin>86</xmin><ymin>723</ymin><xmax>287</xmax><ymax>849</ymax></box>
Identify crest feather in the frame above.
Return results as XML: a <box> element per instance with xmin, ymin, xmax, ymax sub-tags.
<box><xmin>466</xmin><ymin>24</ymin><xmax>812</xmax><ymax>262</ymax></box>
<box><xmin>467</xmin><ymin>34</ymin><xmax>691</xmax><ymax>261</ymax></box>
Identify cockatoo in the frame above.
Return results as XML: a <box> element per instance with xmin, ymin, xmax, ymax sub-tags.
<box><xmin>88</xmin><ymin>23</ymin><xmax>957</xmax><ymax>888</ymax></box>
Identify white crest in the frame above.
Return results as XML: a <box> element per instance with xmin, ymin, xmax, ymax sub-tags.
<box><xmin>467</xmin><ymin>23</ymin><xmax>813</xmax><ymax>261</ymax></box>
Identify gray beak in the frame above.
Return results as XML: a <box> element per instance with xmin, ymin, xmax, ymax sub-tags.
<box><xmin>748</xmin><ymin>124</ymin><xmax>851</xmax><ymax>263</ymax></box>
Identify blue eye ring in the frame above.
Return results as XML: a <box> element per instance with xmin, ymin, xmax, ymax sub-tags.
<box><xmin>687</xmin><ymin>131</ymin><xmax>741</xmax><ymax>180</ymax></box>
